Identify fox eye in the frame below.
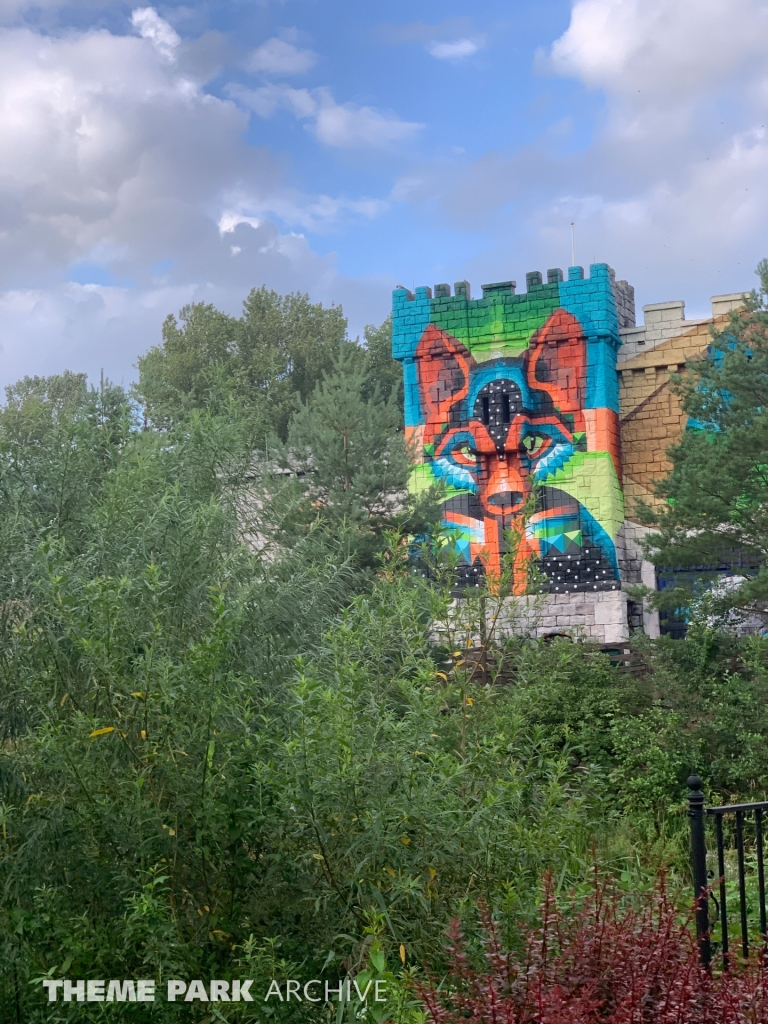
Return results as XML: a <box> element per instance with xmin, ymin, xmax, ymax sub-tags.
<box><xmin>522</xmin><ymin>434</ymin><xmax>547</xmax><ymax>456</ymax></box>
<box><xmin>452</xmin><ymin>443</ymin><xmax>477</xmax><ymax>465</ymax></box>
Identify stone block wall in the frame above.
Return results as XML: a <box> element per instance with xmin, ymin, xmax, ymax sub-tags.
<box><xmin>614</xmin><ymin>279</ymin><xmax>636</xmax><ymax>329</ymax></box>
<box><xmin>496</xmin><ymin>590</ymin><xmax>630</xmax><ymax>644</ymax></box>
<box><xmin>616</xmin><ymin>300</ymin><xmax>745</xmax><ymax>518</ymax></box>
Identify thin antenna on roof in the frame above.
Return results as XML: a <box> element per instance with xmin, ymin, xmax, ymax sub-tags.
<box><xmin>570</xmin><ymin>222</ymin><xmax>575</xmax><ymax>267</ymax></box>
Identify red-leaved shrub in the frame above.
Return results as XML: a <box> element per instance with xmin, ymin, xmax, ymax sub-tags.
<box><xmin>417</xmin><ymin>874</ymin><xmax>768</xmax><ymax>1023</ymax></box>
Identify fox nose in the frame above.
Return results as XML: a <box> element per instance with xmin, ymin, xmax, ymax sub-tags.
<box><xmin>480</xmin><ymin>451</ymin><xmax>528</xmax><ymax>516</ymax></box>
<box><xmin>486</xmin><ymin>490</ymin><xmax>524</xmax><ymax>509</ymax></box>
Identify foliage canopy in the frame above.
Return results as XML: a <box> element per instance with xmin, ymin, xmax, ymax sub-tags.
<box><xmin>0</xmin><ymin>281</ymin><xmax>767</xmax><ymax>1021</ymax></box>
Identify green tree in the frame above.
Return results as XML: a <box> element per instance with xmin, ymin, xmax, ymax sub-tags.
<box><xmin>4</xmin><ymin>369</ymin><xmax>88</xmax><ymax>417</ymax></box>
<box><xmin>0</xmin><ymin>542</ymin><xmax>610</xmax><ymax>1022</ymax></box>
<box><xmin>361</xmin><ymin>315</ymin><xmax>402</xmax><ymax>409</ymax></box>
<box><xmin>0</xmin><ymin>373</ymin><xmax>135</xmax><ymax>565</ymax></box>
<box><xmin>238</xmin><ymin>287</ymin><xmax>352</xmax><ymax>437</ymax></box>
<box><xmin>283</xmin><ymin>346</ymin><xmax>412</xmax><ymax>566</ymax></box>
<box><xmin>642</xmin><ymin>259</ymin><xmax>768</xmax><ymax>619</ymax></box>
<box><xmin>136</xmin><ymin>289</ymin><xmax>356</xmax><ymax>438</ymax></box>
<box><xmin>135</xmin><ymin>303</ymin><xmax>239</xmax><ymax>428</ymax></box>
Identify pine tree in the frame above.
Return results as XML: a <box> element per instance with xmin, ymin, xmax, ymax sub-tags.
<box><xmin>286</xmin><ymin>345</ymin><xmax>411</xmax><ymax>565</ymax></box>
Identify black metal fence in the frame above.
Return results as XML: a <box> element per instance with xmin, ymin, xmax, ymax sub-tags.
<box><xmin>688</xmin><ymin>773</ymin><xmax>768</xmax><ymax>968</ymax></box>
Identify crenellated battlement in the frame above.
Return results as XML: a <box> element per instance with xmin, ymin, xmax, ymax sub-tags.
<box><xmin>396</xmin><ymin>265</ymin><xmax>605</xmax><ymax>303</ymax></box>
<box><xmin>392</xmin><ymin>264</ymin><xmax>625</xmax><ymax>371</ymax></box>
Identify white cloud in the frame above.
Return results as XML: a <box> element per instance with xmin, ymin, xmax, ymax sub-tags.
<box><xmin>546</xmin><ymin>0</ymin><xmax>768</xmax><ymax>142</ymax></box>
<box><xmin>130</xmin><ymin>7</ymin><xmax>180</xmax><ymax>62</ymax></box>
<box><xmin>228</xmin><ymin>83</ymin><xmax>423</xmax><ymax>149</ymax></box>
<box><xmin>219</xmin><ymin>189</ymin><xmax>388</xmax><ymax>235</ymax></box>
<box><xmin>247</xmin><ymin>36</ymin><xmax>317</xmax><ymax>75</ymax></box>
<box><xmin>379</xmin><ymin>17</ymin><xmax>476</xmax><ymax>45</ymax></box>
<box><xmin>427</xmin><ymin>38</ymin><xmax>482</xmax><ymax>61</ymax></box>
<box><xmin>312</xmin><ymin>90</ymin><xmax>422</xmax><ymax>148</ymax></box>
<box><xmin>551</xmin><ymin>0</ymin><xmax>768</xmax><ymax>299</ymax></box>
<box><xmin>218</xmin><ymin>212</ymin><xmax>261</xmax><ymax>234</ymax></box>
<box><xmin>0</xmin><ymin>24</ymin><xmax>254</xmax><ymax>281</ymax></box>
<box><xmin>0</xmin><ymin>21</ymin><xmax>396</xmax><ymax>388</ymax></box>
<box><xmin>548</xmin><ymin>0</ymin><xmax>768</xmax><ymax>94</ymax></box>
<box><xmin>227</xmin><ymin>82</ymin><xmax>317</xmax><ymax>119</ymax></box>
<box><xmin>541</xmin><ymin>0</ymin><xmax>768</xmax><ymax>176</ymax></box>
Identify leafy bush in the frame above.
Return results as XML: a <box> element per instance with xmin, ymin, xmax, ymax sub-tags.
<box><xmin>418</xmin><ymin>872</ymin><xmax>768</xmax><ymax>1024</ymax></box>
<box><xmin>0</xmin><ymin>556</ymin><xmax>613</xmax><ymax>1020</ymax></box>
<box><xmin>4</xmin><ymin>317</ymin><xmax>768</xmax><ymax>1023</ymax></box>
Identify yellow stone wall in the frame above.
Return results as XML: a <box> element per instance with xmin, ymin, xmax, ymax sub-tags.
<box><xmin>618</xmin><ymin>316</ymin><xmax>731</xmax><ymax>521</ymax></box>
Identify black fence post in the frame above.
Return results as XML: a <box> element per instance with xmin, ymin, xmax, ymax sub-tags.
<box><xmin>688</xmin><ymin>774</ymin><xmax>711</xmax><ymax>969</ymax></box>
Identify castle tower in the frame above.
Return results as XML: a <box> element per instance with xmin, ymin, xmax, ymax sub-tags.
<box><xmin>392</xmin><ymin>264</ymin><xmax>631</xmax><ymax>641</ymax></box>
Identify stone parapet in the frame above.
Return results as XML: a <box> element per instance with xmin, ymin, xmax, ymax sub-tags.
<box><xmin>618</xmin><ymin>292</ymin><xmax>748</xmax><ymax>363</ymax></box>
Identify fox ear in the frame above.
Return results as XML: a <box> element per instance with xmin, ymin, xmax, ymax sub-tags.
<box><xmin>526</xmin><ymin>309</ymin><xmax>586</xmax><ymax>413</ymax></box>
<box><xmin>416</xmin><ymin>325</ymin><xmax>473</xmax><ymax>427</ymax></box>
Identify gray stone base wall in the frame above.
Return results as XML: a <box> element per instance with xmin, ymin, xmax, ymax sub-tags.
<box><xmin>536</xmin><ymin>590</ymin><xmax>629</xmax><ymax>643</ymax></box>
<box><xmin>496</xmin><ymin>590</ymin><xmax>629</xmax><ymax>644</ymax></box>
<box><xmin>615</xmin><ymin>521</ymin><xmax>660</xmax><ymax>638</ymax></box>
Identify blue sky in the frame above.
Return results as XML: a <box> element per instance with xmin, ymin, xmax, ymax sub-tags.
<box><xmin>1</xmin><ymin>0</ymin><xmax>768</xmax><ymax>388</ymax></box>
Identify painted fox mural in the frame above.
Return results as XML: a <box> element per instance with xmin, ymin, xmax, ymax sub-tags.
<box><xmin>392</xmin><ymin>267</ymin><xmax>625</xmax><ymax>594</ymax></box>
